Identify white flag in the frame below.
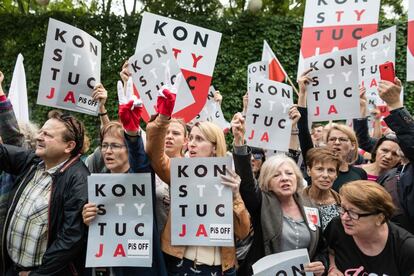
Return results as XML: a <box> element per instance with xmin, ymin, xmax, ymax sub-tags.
<box><xmin>9</xmin><ymin>54</ymin><xmax>29</xmax><ymax>123</ymax></box>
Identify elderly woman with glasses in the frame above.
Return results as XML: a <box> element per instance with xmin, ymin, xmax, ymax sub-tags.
<box><xmin>325</xmin><ymin>180</ymin><xmax>414</xmax><ymax>276</ymax></box>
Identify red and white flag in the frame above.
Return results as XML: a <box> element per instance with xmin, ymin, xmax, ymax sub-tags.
<box><xmin>407</xmin><ymin>0</ymin><xmax>414</xmax><ymax>82</ymax></box>
<box><xmin>262</xmin><ymin>40</ymin><xmax>287</xmax><ymax>83</ymax></box>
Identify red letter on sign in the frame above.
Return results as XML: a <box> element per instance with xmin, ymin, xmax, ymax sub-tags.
<box><xmin>113</xmin><ymin>244</ymin><xmax>126</xmax><ymax>257</ymax></box>
<box><xmin>328</xmin><ymin>105</ymin><xmax>338</xmax><ymax>115</ymax></box>
<box><xmin>46</xmin><ymin>87</ymin><xmax>55</xmax><ymax>99</ymax></box>
<box><xmin>95</xmin><ymin>243</ymin><xmax>104</xmax><ymax>258</ymax></box>
<box><xmin>63</xmin><ymin>91</ymin><xmax>75</xmax><ymax>103</ymax></box>
<box><xmin>260</xmin><ymin>132</ymin><xmax>269</xmax><ymax>142</ymax></box>
<box><xmin>195</xmin><ymin>224</ymin><xmax>208</xmax><ymax>237</ymax></box>
<box><xmin>179</xmin><ymin>224</ymin><xmax>187</xmax><ymax>237</ymax></box>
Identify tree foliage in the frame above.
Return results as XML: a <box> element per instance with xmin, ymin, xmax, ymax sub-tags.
<box><xmin>0</xmin><ymin>11</ymin><xmax>412</xmax><ymax>151</ymax></box>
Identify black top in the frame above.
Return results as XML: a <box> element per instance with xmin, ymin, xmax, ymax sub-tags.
<box><xmin>325</xmin><ymin>217</ymin><xmax>414</xmax><ymax>275</ymax></box>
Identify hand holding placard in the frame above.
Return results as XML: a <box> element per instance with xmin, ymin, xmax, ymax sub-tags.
<box><xmin>117</xmin><ymin>78</ymin><xmax>143</xmax><ymax>133</ymax></box>
<box><xmin>231</xmin><ymin>112</ymin><xmax>246</xmax><ymax>146</ymax></box>
<box><xmin>220</xmin><ymin>168</ymin><xmax>241</xmax><ymax>199</ymax></box>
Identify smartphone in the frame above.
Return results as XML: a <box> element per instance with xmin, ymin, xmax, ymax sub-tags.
<box><xmin>379</xmin><ymin>62</ymin><xmax>395</xmax><ymax>83</ymax></box>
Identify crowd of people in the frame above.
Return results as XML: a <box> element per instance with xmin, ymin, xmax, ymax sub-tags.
<box><xmin>0</xmin><ymin>61</ymin><xmax>414</xmax><ymax>276</ymax></box>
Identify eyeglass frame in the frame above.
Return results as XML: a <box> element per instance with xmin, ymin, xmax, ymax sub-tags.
<box><xmin>338</xmin><ymin>206</ymin><xmax>379</xmax><ymax>220</ymax></box>
<box><xmin>327</xmin><ymin>137</ymin><xmax>350</xmax><ymax>143</ymax></box>
<box><xmin>101</xmin><ymin>143</ymin><xmax>126</xmax><ymax>152</ymax></box>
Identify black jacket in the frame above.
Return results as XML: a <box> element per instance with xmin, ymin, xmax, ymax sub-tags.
<box><xmin>0</xmin><ymin>144</ymin><xmax>89</xmax><ymax>276</ymax></box>
<box><xmin>233</xmin><ymin>148</ymin><xmax>328</xmax><ymax>276</ymax></box>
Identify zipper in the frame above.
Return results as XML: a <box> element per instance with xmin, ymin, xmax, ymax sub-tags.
<box><xmin>1</xmin><ymin>164</ymin><xmax>35</xmax><ymax>274</ymax></box>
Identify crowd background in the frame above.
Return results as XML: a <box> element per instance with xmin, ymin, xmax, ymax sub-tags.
<box><xmin>0</xmin><ymin>1</ymin><xmax>413</xmax><ymax>151</ymax></box>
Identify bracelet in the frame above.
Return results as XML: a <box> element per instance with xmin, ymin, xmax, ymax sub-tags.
<box><xmin>98</xmin><ymin>111</ymin><xmax>108</xmax><ymax>116</ymax></box>
<box><xmin>291</xmin><ymin>129</ymin><xmax>299</xmax><ymax>135</ymax></box>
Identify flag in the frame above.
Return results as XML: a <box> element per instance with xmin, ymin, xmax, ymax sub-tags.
<box><xmin>9</xmin><ymin>53</ymin><xmax>29</xmax><ymax>123</ymax></box>
<box><xmin>262</xmin><ymin>40</ymin><xmax>287</xmax><ymax>82</ymax></box>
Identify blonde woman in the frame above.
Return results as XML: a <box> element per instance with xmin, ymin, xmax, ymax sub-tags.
<box><xmin>231</xmin><ymin>112</ymin><xmax>328</xmax><ymax>276</ymax></box>
<box><xmin>145</xmin><ymin>89</ymin><xmax>251</xmax><ymax>275</ymax></box>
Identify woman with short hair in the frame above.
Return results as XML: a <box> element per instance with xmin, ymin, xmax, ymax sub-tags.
<box><xmin>302</xmin><ymin>148</ymin><xmax>342</xmax><ymax>230</ymax></box>
<box><xmin>231</xmin><ymin>112</ymin><xmax>328</xmax><ymax>276</ymax></box>
<box><xmin>325</xmin><ymin>180</ymin><xmax>414</xmax><ymax>275</ymax></box>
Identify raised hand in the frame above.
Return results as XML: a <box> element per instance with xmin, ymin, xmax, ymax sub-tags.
<box><xmin>92</xmin><ymin>83</ymin><xmax>108</xmax><ymax>110</ymax></box>
<box><xmin>288</xmin><ymin>105</ymin><xmax>301</xmax><ymax>126</ymax></box>
<box><xmin>359</xmin><ymin>85</ymin><xmax>367</xmax><ymax>118</ymax></box>
<box><xmin>117</xmin><ymin>78</ymin><xmax>142</xmax><ymax>133</ymax></box>
<box><xmin>156</xmin><ymin>72</ymin><xmax>182</xmax><ymax>117</ymax></box>
<box><xmin>231</xmin><ymin>112</ymin><xmax>245</xmax><ymax>146</ymax></box>
<box><xmin>297</xmin><ymin>68</ymin><xmax>313</xmax><ymax>107</ymax></box>
<box><xmin>378</xmin><ymin>78</ymin><xmax>403</xmax><ymax>111</ymax></box>
<box><xmin>120</xmin><ymin>60</ymin><xmax>131</xmax><ymax>84</ymax></box>
<box><xmin>214</xmin><ymin>90</ymin><xmax>223</xmax><ymax>106</ymax></box>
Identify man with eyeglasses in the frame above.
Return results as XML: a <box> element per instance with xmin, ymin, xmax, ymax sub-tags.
<box><xmin>0</xmin><ymin>110</ymin><xmax>89</xmax><ymax>276</ymax></box>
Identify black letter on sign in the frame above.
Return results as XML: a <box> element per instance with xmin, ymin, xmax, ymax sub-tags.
<box><xmin>72</xmin><ymin>35</ymin><xmax>85</xmax><ymax>48</ymax></box>
<box><xmin>135</xmin><ymin>223</ymin><xmax>144</xmax><ymax>236</ymax></box>
<box><xmin>55</xmin><ymin>28</ymin><xmax>66</xmax><ymax>43</ymax></box>
<box><xmin>195</xmin><ymin>165</ymin><xmax>207</xmax><ymax>177</ymax></box>
<box><xmin>98</xmin><ymin>222</ymin><xmax>107</xmax><ymax>235</ymax></box>
<box><xmin>215</xmin><ymin>204</ymin><xmax>225</xmax><ymax>217</ymax></box>
<box><xmin>112</xmin><ymin>184</ymin><xmax>126</xmax><ymax>197</ymax></box>
<box><xmin>154</xmin><ymin>20</ymin><xmax>167</xmax><ymax>36</ymax></box>
<box><xmin>179</xmin><ymin>185</ymin><xmax>187</xmax><ymax>197</ymax></box>
<box><xmin>95</xmin><ymin>184</ymin><xmax>106</xmax><ymax>197</ymax></box>
<box><xmin>178</xmin><ymin>165</ymin><xmax>188</xmax><ymax>178</ymax></box>
<box><xmin>53</xmin><ymin>49</ymin><xmax>63</xmax><ymax>61</ymax></box>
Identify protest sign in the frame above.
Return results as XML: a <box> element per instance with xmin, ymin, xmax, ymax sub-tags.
<box><xmin>86</xmin><ymin>174</ymin><xmax>153</xmax><ymax>267</ymax></box>
<box><xmin>37</xmin><ymin>18</ymin><xmax>101</xmax><ymax>115</ymax></box>
<box><xmin>358</xmin><ymin>26</ymin><xmax>396</xmax><ymax>107</ymax></box>
<box><xmin>252</xmin><ymin>249</ymin><xmax>312</xmax><ymax>276</ymax></box>
<box><xmin>193</xmin><ymin>86</ymin><xmax>230</xmax><ymax>131</ymax></box>
<box><xmin>170</xmin><ymin>157</ymin><xmax>234</xmax><ymax>246</ymax></box>
<box><xmin>408</xmin><ymin>0</ymin><xmax>414</xmax><ymax>82</ymax></box>
<box><xmin>128</xmin><ymin>39</ymin><xmax>194</xmax><ymax>120</ymax></box>
<box><xmin>245</xmin><ymin>78</ymin><xmax>293</xmax><ymax>151</ymax></box>
<box><xmin>298</xmin><ymin>0</ymin><xmax>380</xmax><ymax>79</ymax></box>
<box><xmin>248</xmin><ymin>61</ymin><xmax>268</xmax><ymax>91</ymax></box>
<box><xmin>303</xmin><ymin>48</ymin><xmax>359</xmax><ymax>122</ymax></box>
<box><xmin>136</xmin><ymin>12</ymin><xmax>222</xmax><ymax>122</ymax></box>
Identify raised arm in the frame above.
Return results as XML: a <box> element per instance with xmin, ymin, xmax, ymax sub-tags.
<box><xmin>231</xmin><ymin>112</ymin><xmax>262</xmax><ymax>217</ymax></box>
<box><xmin>0</xmin><ymin>70</ymin><xmax>24</xmax><ymax>146</ymax></box>
<box><xmin>92</xmin><ymin>83</ymin><xmax>110</xmax><ymax>128</ymax></box>
<box><xmin>379</xmin><ymin>78</ymin><xmax>414</xmax><ymax>162</ymax></box>
<box><xmin>353</xmin><ymin>86</ymin><xmax>377</xmax><ymax>152</ymax></box>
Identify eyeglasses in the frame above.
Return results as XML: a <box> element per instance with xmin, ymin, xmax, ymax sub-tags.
<box><xmin>328</xmin><ymin>137</ymin><xmax>350</xmax><ymax>143</ymax></box>
<box><xmin>338</xmin><ymin>206</ymin><xmax>379</xmax><ymax>220</ymax></box>
<box><xmin>101</xmin><ymin>143</ymin><xmax>126</xmax><ymax>152</ymax></box>
<box><xmin>253</xmin><ymin>153</ymin><xmax>264</xmax><ymax>160</ymax></box>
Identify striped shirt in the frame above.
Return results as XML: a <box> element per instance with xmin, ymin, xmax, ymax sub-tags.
<box><xmin>7</xmin><ymin>160</ymin><xmax>66</xmax><ymax>267</ymax></box>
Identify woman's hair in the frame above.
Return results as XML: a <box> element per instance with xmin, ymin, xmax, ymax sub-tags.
<box><xmin>370</xmin><ymin>133</ymin><xmax>399</xmax><ymax>163</ymax></box>
<box><xmin>100</xmin><ymin>121</ymin><xmax>124</xmax><ymax>142</ymax></box>
<box><xmin>306</xmin><ymin>147</ymin><xmax>341</xmax><ymax>172</ymax></box>
<box><xmin>258</xmin><ymin>154</ymin><xmax>304</xmax><ymax>192</ymax></box>
<box><xmin>340</xmin><ymin>180</ymin><xmax>395</xmax><ymax>224</ymax></box>
<box><xmin>326</xmin><ymin>123</ymin><xmax>359</xmax><ymax>164</ymax></box>
<box><xmin>170</xmin><ymin>118</ymin><xmax>188</xmax><ymax>138</ymax></box>
<box><xmin>192</xmin><ymin>121</ymin><xmax>227</xmax><ymax>157</ymax></box>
